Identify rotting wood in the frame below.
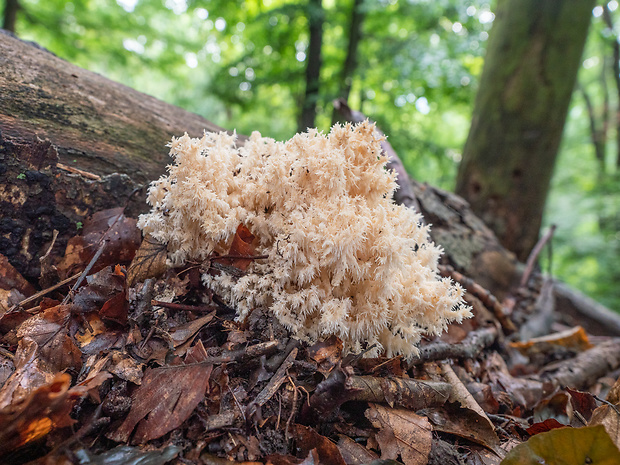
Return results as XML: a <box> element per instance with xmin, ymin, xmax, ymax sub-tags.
<box><xmin>0</xmin><ymin>31</ymin><xmax>234</xmax><ymax>282</ymax></box>
<box><xmin>345</xmin><ymin>376</ymin><xmax>451</xmax><ymax>410</ymax></box>
<box><xmin>541</xmin><ymin>338</ymin><xmax>620</xmax><ymax>389</ymax></box>
<box><xmin>408</xmin><ymin>326</ymin><xmax>498</xmax><ymax>366</ymax></box>
<box><xmin>0</xmin><ymin>31</ymin><xmax>231</xmax><ymax>184</ymax></box>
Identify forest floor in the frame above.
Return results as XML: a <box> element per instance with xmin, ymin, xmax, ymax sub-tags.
<box><xmin>2</xmin><ymin>206</ymin><xmax>620</xmax><ymax>465</ymax></box>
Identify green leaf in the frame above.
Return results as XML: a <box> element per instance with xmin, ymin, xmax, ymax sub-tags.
<box><xmin>501</xmin><ymin>425</ymin><xmax>620</xmax><ymax>465</ymax></box>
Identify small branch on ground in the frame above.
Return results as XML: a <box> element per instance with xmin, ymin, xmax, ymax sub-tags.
<box><xmin>439</xmin><ymin>264</ymin><xmax>517</xmax><ymax>334</ymax></box>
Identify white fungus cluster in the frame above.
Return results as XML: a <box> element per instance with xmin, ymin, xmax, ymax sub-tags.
<box><xmin>138</xmin><ymin>122</ymin><xmax>471</xmax><ymax>358</ymax></box>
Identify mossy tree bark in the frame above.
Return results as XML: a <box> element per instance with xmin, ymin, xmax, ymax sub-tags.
<box><xmin>0</xmin><ymin>31</ymin><xmax>232</xmax><ymax>280</ymax></box>
<box><xmin>455</xmin><ymin>0</ymin><xmax>595</xmax><ymax>262</ymax></box>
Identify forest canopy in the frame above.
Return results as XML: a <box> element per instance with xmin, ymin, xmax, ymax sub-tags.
<box><xmin>3</xmin><ymin>0</ymin><xmax>619</xmax><ymax>310</ymax></box>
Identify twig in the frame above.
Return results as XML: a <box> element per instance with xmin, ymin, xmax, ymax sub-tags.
<box><xmin>345</xmin><ymin>376</ymin><xmax>451</xmax><ymax>410</ymax></box>
<box><xmin>156</xmin><ymin>340</ymin><xmax>279</xmax><ymax>369</ymax></box>
<box><xmin>210</xmin><ymin>254</ymin><xmax>269</xmax><ymax>261</ymax></box>
<box><xmin>39</xmin><ymin>229</ymin><xmax>59</xmax><ymax>263</ymax></box>
<box><xmin>285</xmin><ymin>376</ymin><xmax>299</xmax><ymax>441</ymax></box>
<box><xmin>520</xmin><ymin>224</ymin><xmax>557</xmax><ymax>288</ymax></box>
<box><xmin>9</xmin><ymin>271</ymin><xmax>81</xmax><ymax>312</ymax></box>
<box><xmin>0</xmin><ymin>346</ymin><xmax>15</xmax><ymax>360</ymax></box>
<box><xmin>593</xmin><ymin>394</ymin><xmax>620</xmax><ymax>416</ymax></box>
<box><xmin>151</xmin><ymin>300</ymin><xmax>217</xmax><ymax>313</ymax></box>
<box><xmin>439</xmin><ymin>264</ymin><xmax>517</xmax><ymax>334</ymax></box>
<box><xmin>542</xmin><ymin>339</ymin><xmax>620</xmax><ymax>390</ymax></box>
<box><xmin>249</xmin><ymin>347</ymin><xmax>298</xmax><ymax>410</ymax></box>
<box><xmin>57</xmin><ymin>162</ymin><xmax>102</xmax><ymax>180</ymax></box>
<box><xmin>408</xmin><ymin>326</ymin><xmax>498</xmax><ymax>366</ymax></box>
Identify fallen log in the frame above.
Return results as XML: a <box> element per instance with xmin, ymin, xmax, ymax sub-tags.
<box><xmin>0</xmin><ymin>31</ymin><xmax>231</xmax><ymax>280</ymax></box>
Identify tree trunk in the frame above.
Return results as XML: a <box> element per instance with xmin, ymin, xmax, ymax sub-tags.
<box><xmin>0</xmin><ymin>31</ymin><xmax>233</xmax><ymax>281</ymax></box>
<box><xmin>455</xmin><ymin>0</ymin><xmax>595</xmax><ymax>262</ymax></box>
<box><xmin>298</xmin><ymin>0</ymin><xmax>324</xmax><ymax>132</ymax></box>
<box><xmin>2</xmin><ymin>0</ymin><xmax>19</xmax><ymax>33</ymax></box>
<box><xmin>331</xmin><ymin>0</ymin><xmax>365</xmax><ymax>124</ymax></box>
<box><xmin>602</xmin><ymin>5</ymin><xmax>620</xmax><ymax>169</ymax></box>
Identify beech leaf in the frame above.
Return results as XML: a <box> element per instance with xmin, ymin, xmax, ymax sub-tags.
<box><xmin>365</xmin><ymin>403</ymin><xmax>432</xmax><ymax>465</ymax></box>
<box><xmin>126</xmin><ymin>234</ymin><xmax>169</xmax><ymax>287</ymax></box>
<box><xmin>501</xmin><ymin>425</ymin><xmax>620</xmax><ymax>465</ymax></box>
<box><xmin>108</xmin><ymin>361</ymin><xmax>212</xmax><ymax>444</ymax></box>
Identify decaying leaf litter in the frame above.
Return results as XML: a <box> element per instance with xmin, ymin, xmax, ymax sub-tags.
<box><xmin>2</xmin><ymin>124</ymin><xmax>620</xmax><ymax>465</ymax></box>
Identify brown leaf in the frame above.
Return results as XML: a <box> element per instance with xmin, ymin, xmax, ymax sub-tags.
<box><xmin>509</xmin><ymin>326</ymin><xmax>592</xmax><ymax>357</ymax></box>
<box><xmin>307</xmin><ymin>335</ymin><xmax>343</xmax><ymax>375</ymax></box>
<box><xmin>336</xmin><ymin>434</ymin><xmax>379</xmax><ymax>465</ymax></box>
<box><xmin>57</xmin><ymin>208</ymin><xmax>140</xmax><ymax>279</ymax></box>
<box><xmin>0</xmin><ymin>372</ymin><xmax>104</xmax><ymax>456</ymax></box>
<box><xmin>16</xmin><ymin>305</ymin><xmax>82</xmax><ymax>373</ymax></box>
<box><xmin>421</xmin><ymin>402</ymin><xmax>502</xmax><ymax>457</ymax></box>
<box><xmin>607</xmin><ymin>375</ymin><xmax>620</xmax><ymax>405</ymax></box>
<box><xmin>108</xmin><ymin>362</ymin><xmax>212</xmax><ymax>443</ymax></box>
<box><xmin>0</xmin><ymin>253</ymin><xmax>35</xmax><ymax>297</ymax></box>
<box><xmin>0</xmin><ymin>338</ymin><xmax>57</xmax><ymax>409</ymax></box>
<box><xmin>218</xmin><ymin>224</ymin><xmax>256</xmax><ymax>271</ymax></box>
<box><xmin>72</xmin><ymin>265</ymin><xmax>126</xmax><ymax>315</ymax></box>
<box><xmin>567</xmin><ymin>388</ymin><xmax>598</xmax><ymax>423</ymax></box>
<box><xmin>169</xmin><ymin>311</ymin><xmax>216</xmax><ymax>348</ymax></box>
<box><xmin>526</xmin><ymin>418</ymin><xmax>566</xmax><ymax>435</ymax></box>
<box><xmin>126</xmin><ymin>234</ymin><xmax>168</xmax><ymax>287</ymax></box>
<box><xmin>365</xmin><ymin>403</ymin><xmax>432</xmax><ymax>465</ymax></box>
<box><xmin>294</xmin><ymin>424</ymin><xmax>347</xmax><ymax>465</ymax></box>
<box><xmin>533</xmin><ymin>391</ymin><xmax>571</xmax><ymax>426</ymax></box>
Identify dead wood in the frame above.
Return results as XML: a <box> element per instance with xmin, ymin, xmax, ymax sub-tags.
<box><xmin>345</xmin><ymin>376</ymin><xmax>451</xmax><ymax>410</ymax></box>
<box><xmin>248</xmin><ymin>347</ymin><xmax>298</xmax><ymax>413</ymax></box>
<box><xmin>0</xmin><ymin>31</ymin><xmax>231</xmax><ymax>282</ymax></box>
<box><xmin>409</xmin><ymin>326</ymin><xmax>498</xmax><ymax>366</ymax></box>
<box><xmin>541</xmin><ymin>338</ymin><xmax>620</xmax><ymax>389</ymax></box>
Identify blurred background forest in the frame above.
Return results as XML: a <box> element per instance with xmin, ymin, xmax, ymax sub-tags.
<box><xmin>2</xmin><ymin>0</ymin><xmax>619</xmax><ymax>309</ymax></box>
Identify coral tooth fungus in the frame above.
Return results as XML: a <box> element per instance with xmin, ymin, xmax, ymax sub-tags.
<box><xmin>138</xmin><ymin>122</ymin><xmax>471</xmax><ymax>358</ymax></box>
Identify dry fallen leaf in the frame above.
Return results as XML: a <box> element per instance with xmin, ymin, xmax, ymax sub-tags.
<box><xmin>365</xmin><ymin>403</ymin><xmax>432</xmax><ymax>465</ymax></box>
<box><xmin>126</xmin><ymin>234</ymin><xmax>168</xmax><ymax>287</ymax></box>
<box><xmin>335</xmin><ymin>434</ymin><xmax>379</xmax><ymax>465</ymax></box>
<box><xmin>0</xmin><ymin>338</ymin><xmax>57</xmax><ymax>409</ymax></box>
<box><xmin>293</xmin><ymin>424</ymin><xmax>347</xmax><ymax>465</ymax></box>
<box><xmin>510</xmin><ymin>326</ymin><xmax>592</xmax><ymax>357</ymax></box>
<box><xmin>57</xmin><ymin>208</ymin><xmax>140</xmax><ymax>279</ymax></box>
<box><xmin>218</xmin><ymin>223</ymin><xmax>257</xmax><ymax>272</ymax></box>
<box><xmin>108</xmin><ymin>358</ymin><xmax>212</xmax><ymax>443</ymax></box>
<box><xmin>0</xmin><ymin>372</ymin><xmax>108</xmax><ymax>456</ymax></box>
<box><xmin>421</xmin><ymin>402</ymin><xmax>502</xmax><ymax>457</ymax></box>
<box><xmin>16</xmin><ymin>305</ymin><xmax>82</xmax><ymax>373</ymax></box>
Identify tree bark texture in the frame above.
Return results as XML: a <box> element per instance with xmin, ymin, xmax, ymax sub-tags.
<box><xmin>2</xmin><ymin>0</ymin><xmax>19</xmax><ymax>33</ymax></box>
<box><xmin>455</xmin><ymin>0</ymin><xmax>595</xmax><ymax>262</ymax></box>
<box><xmin>0</xmin><ymin>31</ymin><xmax>231</xmax><ymax>281</ymax></box>
<box><xmin>298</xmin><ymin>0</ymin><xmax>324</xmax><ymax>132</ymax></box>
<box><xmin>603</xmin><ymin>5</ymin><xmax>620</xmax><ymax>168</ymax></box>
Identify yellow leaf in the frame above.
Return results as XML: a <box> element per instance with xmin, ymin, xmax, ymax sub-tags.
<box><xmin>501</xmin><ymin>425</ymin><xmax>620</xmax><ymax>465</ymax></box>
